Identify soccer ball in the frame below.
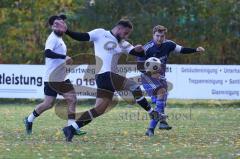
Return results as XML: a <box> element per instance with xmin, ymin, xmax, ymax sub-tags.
<box><xmin>144</xmin><ymin>57</ymin><xmax>161</xmax><ymax>73</ymax></box>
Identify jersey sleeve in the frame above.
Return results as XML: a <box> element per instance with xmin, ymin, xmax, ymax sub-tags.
<box><xmin>121</xmin><ymin>40</ymin><xmax>134</xmax><ymax>54</ymax></box>
<box><xmin>170</xmin><ymin>40</ymin><xmax>183</xmax><ymax>54</ymax></box>
<box><xmin>45</xmin><ymin>35</ymin><xmax>57</xmax><ymax>51</ymax></box>
<box><xmin>88</xmin><ymin>28</ymin><xmax>104</xmax><ymax>42</ymax></box>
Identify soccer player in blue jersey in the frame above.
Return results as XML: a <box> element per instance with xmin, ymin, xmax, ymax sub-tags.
<box><xmin>138</xmin><ymin>25</ymin><xmax>205</xmax><ymax>136</ymax></box>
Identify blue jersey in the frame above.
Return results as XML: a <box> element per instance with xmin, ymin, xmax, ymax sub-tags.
<box><xmin>140</xmin><ymin>39</ymin><xmax>182</xmax><ymax>77</ymax></box>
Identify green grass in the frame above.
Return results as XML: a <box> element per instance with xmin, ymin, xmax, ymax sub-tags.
<box><xmin>0</xmin><ymin>100</ymin><xmax>240</xmax><ymax>159</ymax></box>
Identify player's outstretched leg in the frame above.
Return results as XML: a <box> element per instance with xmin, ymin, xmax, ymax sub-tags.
<box><xmin>125</xmin><ymin>80</ymin><xmax>161</xmax><ymax>120</ymax></box>
<box><xmin>24</xmin><ymin>96</ymin><xmax>55</xmax><ymax>135</ymax></box>
<box><xmin>62</xmin><ymin>97</ymin><xmax>110</xmax><ymax>142</ymax></box>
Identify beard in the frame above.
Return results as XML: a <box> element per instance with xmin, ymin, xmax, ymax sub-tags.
<box><xmin>116</xmin><ymin>34</ymin><xmax>122</xmax><ymax>42</ymax></box>
<box><xmin>54</xmin><ymin>30</ymin><xmax>64</xmax><ymax>37</ymax></box>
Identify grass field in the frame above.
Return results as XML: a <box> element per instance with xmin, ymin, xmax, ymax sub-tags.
<box><xmin>0</xmin><ymin>100</ymin><xmax>240</xmax><ymax>159</ymax></box>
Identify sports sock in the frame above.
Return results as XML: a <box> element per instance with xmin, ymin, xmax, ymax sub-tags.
<box><xmin>76</xmin><ymin>108</ymin><xmax>98</xmax><ymax>128</ymax></box>
<box><xmin>27</xmin><ymin>110</ymin><xmax>39</xmax><ymax>122</ymax></box>
<box><xmin>67</xmin><ymin>119</ymin><xmax>75</xmax><ymax>126</ymax></box>
<box><xmin>136</xmin><ymin>96</ymin><xmax>152</xmax><ymax>112</ymax></box>
<box><xmin>71</xmin><ymin>121</ymin><xmax>80</xmax><ymax>130</ymax></box>
<box><xmin>149</xmin><ymin>119</ymin><xmax>158</xmax><ymax>129</ymax></box>
<box><xmin>156</xmin><ymin>99</ymin><xmax>165</xmax><ymax>114</ymax></box>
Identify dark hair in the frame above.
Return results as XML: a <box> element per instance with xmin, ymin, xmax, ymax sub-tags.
<box><xmin>48</xmin><ymin>14</ymin><xmax>67</xmax><ymax>26</ymax></box>
<box><xmin>116</xmin><ymin>19</ymin><xmax>133</xmax><ymax>29</ymax></box>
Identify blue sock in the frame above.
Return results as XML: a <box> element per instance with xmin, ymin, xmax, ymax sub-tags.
<box><xmin>155</xmin><ymin>99</ymin><xmax>165</xmax><ymax>114</ymax></box>
<box><xmin>148</xmin><ymin>103</ymin><xmax>159</xmax><ymax>129</ymax></box>
<box><xmin>149</xmin><ymin>119</ymin><xmax>158</xmax><ymax>129</ymax></box>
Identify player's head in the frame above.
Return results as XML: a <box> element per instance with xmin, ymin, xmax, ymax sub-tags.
<box><xmin>48</xmin><ymin>14</ymin><xmax>67</xmax><ymax>36</ymax></box>
<box><xmin>152</xmin><ymin>25</ymin><xmax>167</xmax><ymax>44</ymax></box>
<box><xmin>112</xmin><ymin>19</ymin><xmax>133</xmax><ymax>41</ymax></box>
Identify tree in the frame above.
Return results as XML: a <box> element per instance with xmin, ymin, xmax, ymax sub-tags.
<box><xmin>0</xmin><ymin>0</ymin><xmax>239</xmax><ymax>64</ymax></box>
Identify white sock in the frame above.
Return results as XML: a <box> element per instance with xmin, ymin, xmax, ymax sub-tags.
<box><xmin>147</xmin><ymin>108</ymin><xmax>154</xmax><ymax>114</ymax></box>
<box><xmin>71</xmin><ymin>121</ymin><xmax>79</xmax><ymax>130</ymax></box>
<box><xmin>67</xmin><ymin>119</ymin><xmax>75</xmax><ymax>126</ymax></box>
<box><xmin>27</xmin><ymin>113</ymin><xmax>36</xmax><ymax>122</ymax></box>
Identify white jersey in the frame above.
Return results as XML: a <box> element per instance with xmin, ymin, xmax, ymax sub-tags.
<box><xmin>88</xmin><ymin>28</ymin><xmax>134</xmax><ymax>74</ymax></box>
<box><xmin>44</xmin><ymin>32</ymin><xmax>67</xmax><ymax>82</ymax></box>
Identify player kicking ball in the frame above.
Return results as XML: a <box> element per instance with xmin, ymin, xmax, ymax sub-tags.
<box><xmin>138</xmin><ymin>25</ymin><xmax>205</xmax><ymax>136</ymax></box>
<box><xmin>55</xmin><ymin>19</ymin><xmax>162</xmax><ymax>142</ymax></box>
<box><xmin>24</xmin><ymin>14</ymin><xmax>86</xmax><ymax>136</ymax></box>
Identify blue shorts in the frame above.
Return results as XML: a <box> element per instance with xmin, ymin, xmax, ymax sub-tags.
<box><xmin>141</xmin><ymin>74</ymin><xmax>167</xmax><ymax>96</ymax></box>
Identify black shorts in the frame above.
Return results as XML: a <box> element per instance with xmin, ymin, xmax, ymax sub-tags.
<box><xmin>44</xmin><ymin>79</ymin><xmax>74</xmax><ymax>97</ymax></box>
<box><xmin>95</xmin><ymin>72</ymin><xmax>127</xmax><ymax>99</ymax></box>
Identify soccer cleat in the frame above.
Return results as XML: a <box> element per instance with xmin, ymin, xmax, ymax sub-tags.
<box><xmin>159</xmin><ymin>113</ymin><xmax>168</xmax><ymax>121</ymax></box>
<box><xmin>74</xmin><ymin>129</ymin><xmax>87</xmax><ymax>136</ymax></box>
<box><xmin>145</xmin><ymin>128</ymin><xmax>154</xmax><ymax>137</ymax></box>
<box><xmin>24</xmin><ymin>117</ymin><xmax>32</xmax><ymax>135</ymax></box>
<box><xmin>63</xmin><ymin>125</ymin><xmax>75</xmax><ymax>142</ymax></box>
<box><xmin>159</xmin><ymin>120</ymin><xmax>172</xmax><ymax>130</ymax></box>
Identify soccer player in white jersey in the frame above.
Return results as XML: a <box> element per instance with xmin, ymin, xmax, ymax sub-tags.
<box><xmin>56</xmin><ymin>19</ymin><xmax>162</xmax><ymax>142</ymax></box>
<box><xmin>23</xmin><ymin>15</ymin><xmax>84</xmax><ymax>135</ymax></box>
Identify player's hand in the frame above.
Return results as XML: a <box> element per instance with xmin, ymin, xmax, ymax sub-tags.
<box><xmin>151</xmin><ymin>72</ymin><xmax>161</xmax><ymax>78</ymax></box>
<box><xmin>145</xmin><ymin>71</ymin><xmax>160</xmax><ymax>78</ymax></box>
<box><xmin>66</xmin><ymin>56</ymin><xmax>73</xmax><ymax>65</ymax></box>
<box><xmin>54</xmin><ymin>19</ymin><xmax>67</xmax><ymax>32</ymax></box>
<box><xmin>134</xmin><ymin>44</ymin><xmax>144</xmax><ymax>52</ymax></box>
<box><xmin>196</xmin><ymin>46</ymin><xmax>205</xmax><ymax>53</ymax></box>
<box><xmin>145</xmin><ymin>71</ymin><xmax>152</xmax><ymax>76</ymax></box>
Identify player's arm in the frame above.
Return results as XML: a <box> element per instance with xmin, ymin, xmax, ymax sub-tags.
<box><xmin>173</xmin><ymin>42</ymin><xmax>205</xmax><ymax>54</ymax></box>
<box><xmin>66</xmin><ymin>28</ymin><xmax>104</xmax><ymax>42</ymax></box>
<box><xmin>136</xmin><ymin>57</ymin><xmax>146</xmax><ymax>73</ymax></box>
<box><xmin>180</xmin><ymin>46</ymin><xmax>205</xmax><ymax>54</ymax></box>
<box><xmin>129</xmin><ymin>45</ymin><xmax>145</xmax><ymax>57</ymax></box>
<box><xmin>65</xmin><ymin>30</ymin><xmax>90</xmax><ymax>41</ymax></box>
<box><xmin>54</xmin><ymin>20</ymin><xmax>90</xmax><ymax>41</ymax></box>
<box><xmin>44</xmin><ymin>49</ymin><xmax>66</xmax><ymax>59</ymax></box>
<box><xmin>45</xmin><ymin>50</ymin><xmax>72</xmax><ymax>64</ymax></box>
<box><xmin>124</xmin><ymin>43</ymin><xmax>146</xmax><ymax>72</ymax></box>
<box><xmin>135</xmin><ymin>43</ymin><xmax>152</xmax><ymax>73</ymax></box>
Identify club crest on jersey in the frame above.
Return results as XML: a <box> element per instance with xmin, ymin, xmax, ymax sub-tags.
<box><xmin>104</xmin><ymin>41</ymin><xmax>117</xmax><ymax>51</ymax></box>
<box><xmin>104</xmin><ymin>40</ymin><xmax>132</xmax><ymax>52</ymax></box>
